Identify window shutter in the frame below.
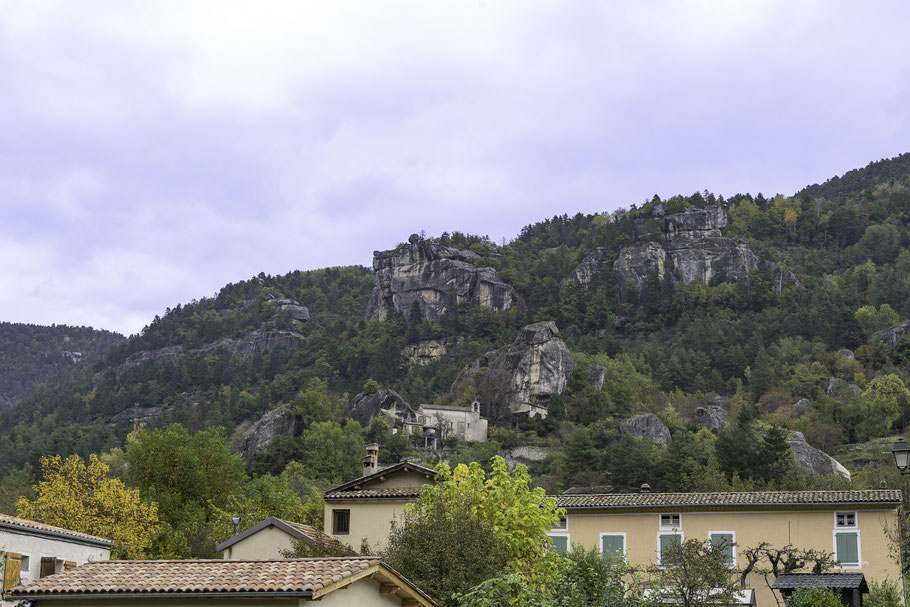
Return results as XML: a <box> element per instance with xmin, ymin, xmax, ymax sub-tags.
<box><xmin>3</xmin><ymin>553</ymin><xmax>22</xmax><ymax>596</ymax></box>
<box><xmin>710</xmin><ymin>533</ymin><xmax>734</xmax><ymax>564</ymax></box>
<box><xmin>40</xmin><ymin>557</ymin><xmax>56</xmax><ymax>578</ymax></box>
<box><xmin>549</xmin><ymin>535</ymin><xmax>569</xmax><ymax>554</ymax></box>
<box><xmin>836</xmin><ymin>533</ymin><xmax>859</xmax><ymax>565</ymax></box>
<box><xmin>64</xmin><ymin>561</ymin><xmax>77</xmax><ymax>571</ymax></box>
<box><xmin>659</xmin><ymin>534</ymin><xmax>681</xmax><ymax>561</ymax></box>
<box><xmin>601</xmin><ymin>535</ymin><xmax>624</xmax><ymax>559</ymax></box>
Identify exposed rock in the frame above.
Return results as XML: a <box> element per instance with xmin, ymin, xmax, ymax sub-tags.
<box><xmin>705</xmin><ymin>392</ymin><xmax>727</xmax><ymax>408</ymax></box>
<box><xmin>272</xmin><ymin>299</ymin><xmax>310</xmax><ymax>322</ymax></box>
<box><xmin>110</xmin><ymin>405</ymin><xmax>164</xmax><ymax>425</ymax></box>
<box><xmin>875</xmin><ymin>320</ymin><xmax>910</xmax><ymax>348</ymax></box>
<box><xmin>619</xmin><ymin>413</ymin><xmax>671</xmax><ymax>447</ymax></box>
<box><xmin>769</xmin><ymin>265</ymin><xmax>803</xmax><ymax>294</ymax></box>
<box><xmin>451</xmin><ymin>321</ymin><xmax>575</xmax><ymax>416</ymax></box>
<box><xmin>786</xmin><ymin>431</ymin><xmax>851</xmax><ymax>480</ymax></box>
<box><xmin>401</xmin><ymin>340</ymin><xmax>448</xmax><ymax>367</ymax></box>
<box><xmin>365</xmin><ymin>237</ymin><xmax>518</xmax><ymax>322</ymax></box>
<box><xmin>345</xmin><ymin>388</ymin><xmax>417</xmax><ymax>428</ymax></box>
<box><xmin>826</xmin><ymin>377</ymin><xmax>862</xmax><ymax>399</ymax></box>
<box><xmin>587</xmin><ymin>364</ymin><xmax>606</xmax><ymax>390</ymax></box>
<box><xmin>509</xmin><ymin>446</ymin><xmax>550</xmax><ymax>462</ymax></box>
<box><xmin>233</xmin><ymin>404</ymin><xmax>300</xmax><ymax>461</ymax></box>
<box><xmin>613</xmin><ymin>242</ymin><xmax>668</xmax><ymax>291</ymax></box>
<box><xmin>691</xmin><ymin>406</ymin><xmax>725</xmax><ymax>433</ymax></box>
<box><xmin>666</xmin><ymin>236</ymin><xmax>759</xmax><ymax>285</ymax></box>
<box><xmin>561</xmin><ymin>248</ymin><xmax>609</xmax><ymax>288</ymax></box>
<box><xmin>837</xmin><ymin>349</ymin><xmax>856</xmax><ymax>361</ymax></box>
<box><xmin>635</xmin><ymin>206</ymin><xmax>727</xmax><ymax>240</ymax></box>
<box><xmin>791</xmin><ymin>398</ymin><xmax>814</xmax><ymax>419</ymax></box>
<box><xmin>60</xmin><ymin>351</ymin><xmax>83</xmax><ymax>363</ymax></box>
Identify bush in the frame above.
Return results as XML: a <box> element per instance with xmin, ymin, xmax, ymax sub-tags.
<box><xmin>788</xmin><ymin>586</ymin><xmax>841</xmax><ymax>607</ymax></box>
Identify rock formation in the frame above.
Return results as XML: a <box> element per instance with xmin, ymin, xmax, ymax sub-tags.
<box><xmin>401</xmin><ymin>339</ymin><xmax>449</xmax><ymax>367</ymax></box>
<box><xmin>613</xmin><ymin>242</ymin><xmax>669</xmax><ymax>291</ymax></box>
<box><xmin>837</xmin><ymin>349</ymin><xmax>856</xmax><ymax>360</ymax></box>
<box><xmin>271</xmin><ymin>298</ymin><xmax>310</xmax><ymax>322</ymax></box>
<box><xmin>875</xmin><ymin>320</ymin><xmax>910</xmax><ymax>348</ymax></box>
<box><xmin>705</xmin><ymin>392</ymin><xmax>728</xmax><ymax>408</ymax></box>
<box><xmin>561</xmin><ymin>248</ymin><xmax>609</xmax><ymax>288</ymax></box>
<box><xmin>233</xmin><ymin>404</ymin><xmax>300</xmax><ymax>461</ymax></box>
<box><xmin>690</xmin><ymin>406</ymin><xmax>725</xmax><ymax>433</ymax></box>
<box><xmin>826</xmin><ymin>377</ymin><xmax>862</xmax><ymax>399</ymax></box>
<box><xmin>451</xmin><ymin>321</ymin><xmax>575</xmax><ymax>416</ymax></box>
<box><xmin>635</xmin><ymin>206</ymin><xmax>727</xmax><ymax>240</ymax></box>
<box><xmin>619</xmin><ymin>413</ymin><xmax>671</xmax><ymax>447</ymax></box>
<box><xmin>365</xmin><ymin>235</ymin><xmax>518</xmax><ymax>322</ymax></box>
<box><xmin>665</xmin><ymin>237</ymin><xmax>758</xmax><ymax>285</ymax></box>
<box><xmin>786</xmin><ymin>431</ymin><xmax>851</xmax><ymax>480</ymax></box>
<box><xmin>587</xmin><ymin>364</ymin><xmax>606</xmax><ymax>390</ymax></box>
<box><xmin>791</xmin><ymin>398</ymin><xmax>814</xmax><ymax>419</ymax></box>
<box><xmin>345</xmin><ymin>388</ymin><xmax>417</xmax><ymax>428</ymax></box>
<box><xmin>109</xmin><ymin>405</ymin><xmax>164</xmax><ymax>425</ymax></box>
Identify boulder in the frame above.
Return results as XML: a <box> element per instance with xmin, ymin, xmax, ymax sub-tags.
<box><xmin>786</xmin><ymin>431</ymin><xmax>851</xmax><ymax>480</ymax></box>
<box><xmin>346</xmin><ymin>388</ymin><xmax>417</xmax><ymax>428</ymax></box>
<box><xmin>450</xmin><ymin>321</ymin><xmax>575</xmax><ymax>416</ymax></box>
<box><xmin>826</xmin><ymin>377</ymin><xmax>862</xmax><ymax>399</ymax></box>
<box><xmin>791</xmin><ymin>398</ymin><xmax>814</xmax><ymax>419</ymax></box>
<box><xmin>613</xmin><ymin>242</ymin><xmax>669</xmax><ymax>292</ymax></box>
<box><xmin>365</xmin><ymin>237</ymin><xmax>518</xmax><ymax>322</ymax></box>
<box><xmin>587</xmin><ymin>364</ymin><xmax>606</xmax><ymax>390</ymax></box>
<box><xmin>705</xmin><ymin>392</ymin><xmax>727</xmax><ymax>408</ymax></box>
<box><xmin>619</xmin><ymin>413</ymin><xmax>671</xmax><ymax>447</ymax></box>
<box><xmin>691</xmin><ymin>406</ymin><xmax>725</xmax><ymax>434</ymax></box>
<box><xmin>233</xmin><ymin>404</ymin><xmax>300</xmax><ymax>462</ymax></box>
<box><xmin>402</xmin><ymin>339</ymin><xmax>448</xmax><ymax>367</ymax></box>
<box><xmin>272</xmin><ymin>299</ymin><xmax>310</xmax><ymax>322</ymax></box>
<box><xmin>561</xmin><ymin>247</ymin><xmax>609</xmax><ymax>288</ymax></box>
<box><xmin>875</xmin><ymin>320</ymin><xmax>910</xmax><ymax>348</ymax></box>
<box><xmin>837</xmin><ymin>349</ymin><xmax>856</xmax><ymax>361</ymax></box>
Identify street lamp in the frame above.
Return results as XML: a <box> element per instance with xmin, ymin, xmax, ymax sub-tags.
<box><xmin>893</xmin><ymin>438</ymin><xmax>910</xmax><ymax>475</ymax></box>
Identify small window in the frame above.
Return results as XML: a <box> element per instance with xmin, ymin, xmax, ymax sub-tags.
<box><xmin>332</xmin><ymin>509</ymin><xmax>350</xmax><ymax>535</ymax></box>
<box><xmin>660</xmin><ymin>513</ymin><xmax>681</xmax><ymax>530</ymax></box>
<box><xmin>709</xmin><ymin>532</ymin><xmax>735</xmax><ymax>566</ymax></box>
<box><xmin>835</xmin><ymin>531</ymin><xmax>860</xmax><ymax>567</ymax></box>
<box><xmin>39</xmin><ymin>556</ymin><xmax>56</xmax><ymax>578</ymax></box>
<box><xmin>658</xmin><ymin>533</ymin><xmax>683</xmax><ymax>565</ymax></box>
<box><xmin>547</xmin><ymin>534</ymin><xmax>569</xmax><ymax>555</ymax></box>
<box><xmin>552</xmin><ymin>516</ymin><xmax>568</xmax><ymax>530</ymax></box>
<box><xmin>601</xmin><ymin>533</ymin><xmax>625</xmax><ymax>561</ymax></box>
<box><xmin>836</xmin><ymin>512</ymin><xmax>857</xmax><ymax>528</ymax></box>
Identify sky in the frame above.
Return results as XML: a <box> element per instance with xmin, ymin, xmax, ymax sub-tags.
<box><xmin>1</xmin><ymin>1</ymin><xmax>909</xmax><ymax>336</ymax></box>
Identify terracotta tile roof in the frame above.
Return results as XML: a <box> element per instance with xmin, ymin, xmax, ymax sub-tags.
<box><xmin>10</xmin><ymin>557</ymin><xmax>434</xmax><ymax>602</ymax></box>
<box><xmin>277</xmin><ymin>519</ymin><xmax>337</xmax><ymax>546</ymax></box>
<box><xmin>325</xmin><ymin>487</ymin><xmax>425</xmax><ymax>500</ymax></box>
<box><xmin>0</xmin><ymin>512</ymin><xmax>113</xmax><ymax>546</ymax></box>
<box><xmin>555</xmin><ymin>490</ymin><xmax>901</xmax><ymax>510</ymax></box>
<box><xmin>324</xmin><ymin>461</ymin><xmax>437</xmax><ymax>495</ymax></box>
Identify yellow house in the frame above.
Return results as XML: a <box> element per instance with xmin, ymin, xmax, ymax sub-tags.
<box><xmin>323</xmin><ymin>448</ymin><xmax>436</xmax><ymax>552</ymax></box>
<box><xmin>550</xmin><ymin>489</ymin><xmax>902</xmax><ymax>607</ymax></box>
<box><xmin>216</xmin><ymin>516</ymin><xmax>338</xmax><ymax>560</ymax></box>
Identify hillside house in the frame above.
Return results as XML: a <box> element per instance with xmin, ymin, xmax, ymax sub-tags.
<box><xmin>0</xmin><ymin>513</ymin><xmax>112</xmax><ymax>605</ymax></box>
<box><xmin>401</xmin><ymin>402</ymin><xmax>488</xmax><ymax>447</ymax></box>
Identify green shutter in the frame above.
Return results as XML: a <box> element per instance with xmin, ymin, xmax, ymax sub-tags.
<box><xmin>601</xmin><ymin>535</ymin><xmax>624</xmax><ymax>559</ymax></box>
<box><xmin>549</xmin><ymin>535</ymin><xmax>569</xmax><ymax>554</ymax></box>
<box><xmin>711</xmin><ymin>533</ymin><xmax>734</xmax><ymax>564</ymax></box>
<box><xmin>836</xmin><ymin>532</ymin><xmax>858</xmax><ymax>565</ymax></box>
<box><xmin>659</xmin><ymin>534</ymin><xmax>681</xmax><ymax>562</ymax></box>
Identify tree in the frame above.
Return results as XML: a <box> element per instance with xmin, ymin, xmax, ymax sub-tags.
<box><xmin>739</xmin><ymin>542</ymin><xmax>835</xmax><ymax>601</ymax></box>
<box><xmin>649</xmin><ymin>539</ymin><xmax>739</xmax><ymax>607</ymax></box>
<box><xmin>860</xmin><ymin>374</ymin><xmax>910</xmax><ymax>438</ymax></box>
<box><xmin>16</xmin><ymin>454</ymin><xmax>159</xmax><ymax>559</ymax></box>
<box><xmin>299</xmin><ymin>420</ymin><xmax>365</xmax><ymax>483</ymax></box>
<box><xmin>789</xmin><ymin>586</ymin><xmax>841</xmax><ymax>607</ymax></box>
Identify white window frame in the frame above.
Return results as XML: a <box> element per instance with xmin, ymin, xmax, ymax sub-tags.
<box><xmin>708</xmin><ymin>530</ymin><xmax>736</xmax><ymax>568</ymax></box>
<box><xmin>833</xmin><ymin>529</ymin><xmax>861</xmax><ymax>568</ymax></box>
<box><xmin>659</xmin><ymin>513</ymin><xmax>682</xmax><ymax>530</ymax></box>
<box><xmin>657</xmin><ymin>531</ymin><xmax>684</xmax><ymax>566</ymax></box>
<box><xmin>599</xmin><ymin>532</ymin><xmax>627</xmax><ymax>560</ymax></box>
<box><xmin>552</xmin><ymin>516</ymin><xmax>568</xmax><ymax>531</ymax></box>
<box><xmin>547</xmin><ymin>532</ymin><xmax>571</xmax><ymax>554</ymax></box>
<box><xmin>835</xmin><ymin>511</ymin><xmax>858</xmax><ymax>528</ymax></box>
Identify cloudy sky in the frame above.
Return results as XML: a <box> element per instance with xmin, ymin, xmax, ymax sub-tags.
<box><xmin>2</xmin><ymin>1</ymin><xmax>909</xmax><ymax>336</ymax></box>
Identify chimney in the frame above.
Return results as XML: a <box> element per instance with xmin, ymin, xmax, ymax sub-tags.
<box><xmin>880</xmin><ymin>480</ymin><xmax>888</xmax><ymax>489</ymax></box>
<box><xmin>232</xmin><ymin>516</ymin><xmax>241</xmax><ymax>536</ymax></box>
<box><xmin>640</xmin><ymin>483</ymin><xmax>651</xmax><ymax>493</ymax></box>
<box><xmin>362</xmin><ymin>443</ymin><xmax>379</xmax><ymax>476</ymax></box>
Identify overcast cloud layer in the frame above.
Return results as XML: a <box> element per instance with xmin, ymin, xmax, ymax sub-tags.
<box><xmin>2</xmin><ymin>1</ymin><xmax>909</xmax><ymax>335</ymax></box>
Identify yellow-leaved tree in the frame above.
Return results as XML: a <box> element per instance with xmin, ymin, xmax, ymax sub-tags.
<box><xmin>16</xmin><ymin>453</ymin><xmax>159</xmax><ymax>559</ymax></box>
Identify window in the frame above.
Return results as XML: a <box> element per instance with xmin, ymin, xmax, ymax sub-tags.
<box><xmin>19</xmin><ymin>554</ymin><xmax>30</xmax><ymax>583</ymax></box>
<box><xmin>332</xmin><ymin>509</ymin><xmax>350</xmax><ymax>535</ymax></box>
<box><xmin>552</xmin><ymin>516</ymin><xmax>568</xmax><ymax>530</ymax></box>
<box><xmin>709</xmin><ymin>532</ymin><xmax>735</xmax><ymax>566</ymax></box>
<box><xmin>836</xmin><ymin>512</ymin><xmax>857</xmax><ymax>528</ymax></box>
<box><xmin>658</xmin><ymin>533</ymin><xmax>683</xmax><ymax>565</ymax></box>
<box><xmin>547</xmin><ymin>533</ymin><xmax>570</xmax><ymax>555</ymax></box>
<box><xmin>660</xmin><ymin>513</ymin><xmax>681</xmax><ymax>530</ymax></box>
<box><xmin>834</xmin><ymin>531</ymin><xmax>860</xmax><ymax>567</ymax></box>
<box><xmin>39</xmin><ymin>556</ymin><xmax>56</xmax><ymax>578</ymax></box>
<box><xmin>600</xmin><ymin>533</ymin><xmax>626</xmax><ymax>561</ymax></box>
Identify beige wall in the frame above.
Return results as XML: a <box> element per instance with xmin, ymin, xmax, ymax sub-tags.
<box><xmin>222</xmin><ymin>525</ymin><xmax>296</xmax><ymax>560</ymax></box>
<box><xmin>324</xmin><ymin>501</ymin><xmax>412</xmax><ymax>552</ymax></box>
<box><xmin>560</xmin><ymin>508</ymin><xmax>900</xmax><ymax>607</ymax></box>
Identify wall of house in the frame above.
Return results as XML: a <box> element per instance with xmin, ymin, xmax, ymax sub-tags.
<box><xmin>421</xmin><ymin>406</ymin><xmax>488</xmax><ymax>443</ymax></box>
<box><xmin>221</xmin><ymin>526</ymin><xmax>295</xmax><ymax>560</ymax></box>
<box><xmin>324</xmin><ymin>501</ymin><xmax>411</xmax><ymax>552</ymax></box>
<box><xmin>559</xmin><ymin>507</ymin><xmax>900</xmax><ymax>607</ymax></box>
<box><xmin>364</xmin><ymin>470</ymin><xmax>433</xmax><ymax>489</ymax></box>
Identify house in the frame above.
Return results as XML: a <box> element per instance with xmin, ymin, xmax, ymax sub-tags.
<box><xmin>216</xmin><ymin>516</ymin><xmax>339</xmax><ymax>560</ymax></box>
<box><xmin>0</xmin><ymin>512</ymin><xmax>112</xmax><ymax>604</ymax></box>
<box><xmin>409</xmin><ymin>402</ymin><xmax>488</xmax><ymax>445</ymax></box>
<box><xmin>550</xmin><ymin>489</ymin><xmax>901</xmax><ymax>607</ymax></box>
<box><xmin>9</xmin><ymin>557</ymin><xmax>436</xmax><ymax>606</ymax></box>
<box><xmin>323</xmin><ymin>446</ymin><xmax>436</xmax><ymax>551</ymax></box>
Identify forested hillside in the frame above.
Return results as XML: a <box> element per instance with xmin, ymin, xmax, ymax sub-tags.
<box><xmin>4</xmin><ymin>152</ymin><xmax>910</xmax><ymax>558</ymax></box>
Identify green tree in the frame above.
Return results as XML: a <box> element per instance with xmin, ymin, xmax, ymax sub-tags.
<box><xmin>649</xmin><ymin>539</ymin><xmax>739</xmax><ymax>607</ymax></box>
<box><xmin>789</xmin><ymin>586</ymin><xmax>841</xmax><ymax>607</ymax></box>
<box><xmin>299</xmin><ymin>420</ymin><xmax>365</xmax><ymax>483</ymax></box>
<box><xmin>860</xmin><ymin>374</ymin><xmax>910</xmax><ymax>438</ymax></box>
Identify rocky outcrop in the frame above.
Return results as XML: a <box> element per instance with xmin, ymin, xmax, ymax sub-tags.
<box><xmin>613</xmin><ymin>242</ymin><xmax>669</xmax><ymax>291</ymax></box>
<box><xmin>837</xmin><ymin>349</ymin><xmax>856</xmax><ymax>360</ymax></box>
<box><xmin>365</xmin><ymin>235</ymin><xmax>518</xmax><ymax>322</ymax></box>
<box><xmin>875</xmin><ymin>320</ymin><xmax>910</xmax><ymax>348</ymax></box>
<box><xmin>619</xmin><ymin>413</ymin><xmax>671</xmax><ymax>447</ymax></box>
<box><xmin>233</xmin><ymin>404</ymin><xmax>300</xmax><ymax>461</ymax></box>
<box><xmin>705</xmin><ymin>392</ymin><xmax>727</xmax><ymax>408</ymax></box>
<box><xmin>691</xmin><ymin>406</ymin><xmax>725</xmax><ymax>433</ymax></box>
<box><xmin>561</xmin><ymin>248</ymin><xmax>609</xmax><ymax>288</ymax></box>
<box><xmin>587</xmin><ymin>364</ymin><xmax>606</xmax><ymax>390</ymax></box>
<box><xmin>769</xmin><ymin>266</ymin><xmax>803</xmax><ymax>294</ymax></box>
<box><xmin>451</xmin><ymin>322</ymin><xmax>575</xmax><ymax>415</ymax></box>
<box><xmin>635</xmin><ymin>206</ymin><xmax>727</xmax><ymax>240</ymax></box>
<box><xmin>110</xmin><ymin>405</ymin><xmax>164</xmax><ymax>425</ymax></box>
<box><xmin>402</xmin><ymin>339</ymin><xmax>449</xmax><ymax>367</ymax></box>
<box><xmin>826</xmin><ymin>377</ymin><xmax>862</xmax><ymax>399</ymax></box>
<box><xmin>272</xmin><ymin>299</ymin><xmax>310</xmax><ymax>322</ymax></box>
<box><xmin>666</xmin><ymin>237</ymin><xmax>758</xmax><ymax>285</ymax></box>
<box><xmin>503</xmin><ymin>446</ymin><xmax>551</xmax><ymax>468</ymax></box>
<box><xmin>346</xmin><ymin>388</ymin><xmax>417</xmax><ymax>428</ymax></box>
<box><xmin>786</xmin><ymin>431</ymin><xmax>851</xmax><ymax>480</ymax></box>
<box><xmin>791</xmin><ymin>398</ymin><xmax>814</xmax><ymax>419</ymax></box>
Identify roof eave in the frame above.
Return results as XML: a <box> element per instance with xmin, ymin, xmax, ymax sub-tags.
<box><xmin>0</xmin><ymin>521</ymin><xmax>114</xmax><ymax>549</ymax></box>
<box><xmin>12</xmin><ymin>590</ymin><xmax>316</xmax><ymax>600</ymax></box>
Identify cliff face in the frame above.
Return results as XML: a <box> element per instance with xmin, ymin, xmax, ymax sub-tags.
<box><xmin>366</xmin><ymin>235</ymin><xmax>518</xmax><ymax>322</ymax></box>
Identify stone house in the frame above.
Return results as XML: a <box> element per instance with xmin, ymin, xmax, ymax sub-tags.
<box><xmin>401</xmin><ymin>402</ymin><xmax>488</xmax><ymax>447</ymax></box>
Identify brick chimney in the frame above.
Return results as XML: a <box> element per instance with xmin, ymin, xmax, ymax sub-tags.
<box><xmin>362</xmin><ymin>443</ymin><xmax>379</xmax><ymax>476</ymax></box>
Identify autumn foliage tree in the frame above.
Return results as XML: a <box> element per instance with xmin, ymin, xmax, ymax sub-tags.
<box><xmin>16</xmin><ymin>453</ymin><xmax>159</xmax><ymax>559</ymax></box>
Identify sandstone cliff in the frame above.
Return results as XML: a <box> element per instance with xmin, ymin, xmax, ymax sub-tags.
<box><xmin>366</xmin><ymin>234</ymin><xmax>518</xmax><ymax>322</ymax></box>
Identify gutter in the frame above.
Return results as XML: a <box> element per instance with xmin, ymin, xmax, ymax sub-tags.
<box><xmin>0</xmin><ymin>522</ymin><xmax>113</xmax><ymax>549</ymax></box>
<box><xmin>13</xmin><ymin>590</ymin><xmax>316</xmax><ymax>601</ymax></box>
